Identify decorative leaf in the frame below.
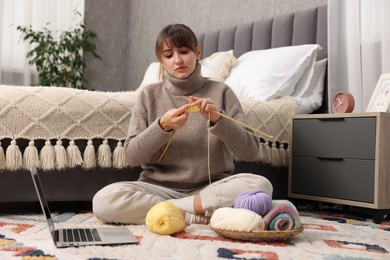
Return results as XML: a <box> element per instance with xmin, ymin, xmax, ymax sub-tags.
<box><xmin>16</xmin><ymin>9</ymin><xmax>100</xmax><ymax>89</ymax></box>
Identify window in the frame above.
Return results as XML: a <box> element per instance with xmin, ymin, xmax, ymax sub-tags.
<box><xmin>0</xmin><ymin>0</ymin><xmax>85</xmax><ymax>85</ymax></box>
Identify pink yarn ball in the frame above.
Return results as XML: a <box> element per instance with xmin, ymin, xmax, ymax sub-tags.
<box><xmin>233</xmin><ymin>190</ymin><xmax>272</xmax><ymax>216</ymax></box>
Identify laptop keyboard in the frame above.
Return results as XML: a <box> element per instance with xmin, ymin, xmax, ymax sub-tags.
<box><xmin>56</xmin><ymin>228</ymin><xmax>102</xmax><ymax>242</ymax></box>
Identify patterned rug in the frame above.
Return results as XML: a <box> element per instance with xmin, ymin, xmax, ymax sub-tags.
<box><xmin>0</xmin><ymin>209</ymin><xmax>389</xmax><ymax>260</ymax></box>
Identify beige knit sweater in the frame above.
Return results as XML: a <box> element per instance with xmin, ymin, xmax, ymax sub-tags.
<box><xmin>124</xmin><ymin>64</ymin><xmax>260</xmax><ymax>192</ymax></box>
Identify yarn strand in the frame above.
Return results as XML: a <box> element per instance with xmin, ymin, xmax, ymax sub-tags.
<box><xmin>208</xmin><ymin>111</ymin><xmax>217</xmax><ymax>213</ymax></box>
<box><xmin>207</xmin><ymin>111</ymin><xmax>211</xmax><ymax>185</ymax></box>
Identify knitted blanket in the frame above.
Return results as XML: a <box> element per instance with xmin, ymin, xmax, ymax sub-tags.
<box><xmin>0</xmin><ymin>85</ymin><xmax>138</xmax><ymax>171</ymax></box>
<box><xmin>0</xmin><ymin>85</ymin><xmax>296</xmax><ymax>171</ymax></box>
<box><xmin>240</xmin><ymin>96</ymin><xmax>298</xmax><ymax>166</ymax></box>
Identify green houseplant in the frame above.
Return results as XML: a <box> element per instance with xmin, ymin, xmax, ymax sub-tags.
<box><xmin>16</xmin><ymin>11</ymin><xmax>100</xmax><ymax>89</ymax></box>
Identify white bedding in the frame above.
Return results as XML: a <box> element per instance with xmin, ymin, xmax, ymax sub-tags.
<box><xmin>131</xmin><ymin>47</ymin><xmax>326</xmax><ymax>167</ymax></box>
<box><xmin>139</xmin><ymin>47</ymin><xmax>326</xmax><ymax>114</ymax></box>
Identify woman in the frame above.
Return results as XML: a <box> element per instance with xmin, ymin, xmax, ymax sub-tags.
<box><xmin>93</xmin><ymin>24</ymin><xmax>272</xmax><ymax>225</ymax></box>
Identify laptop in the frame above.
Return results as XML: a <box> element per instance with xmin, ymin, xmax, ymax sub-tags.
<box><xmin>30</xmin><ymin>167</ymin><xmax>138</xmax><ymax>247</ymax></box>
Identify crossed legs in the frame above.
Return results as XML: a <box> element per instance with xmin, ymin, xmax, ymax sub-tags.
<box><xmin>93</xmin><ymin>173</ymin><xmax>272</xmax><ymax>225</ymax></box>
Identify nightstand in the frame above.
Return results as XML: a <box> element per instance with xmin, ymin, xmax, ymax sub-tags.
<box><xmin>288</xmin><ymin>112</ymin><xmax>390</xmax><ymax>222</ymax></box>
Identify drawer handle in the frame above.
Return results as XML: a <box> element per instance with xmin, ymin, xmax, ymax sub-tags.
<box><xmin>316</xmin><ymin>157</ymin><xmax>344</xmax><ymax>161</ymax></box>
<box><xmin>317</xmin><ymin>118</ymin><xmax>345</xmax><ymax>121</ymax></box>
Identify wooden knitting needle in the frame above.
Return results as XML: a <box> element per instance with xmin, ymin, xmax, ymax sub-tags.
<box><xmin>211</xmin><ymin>110</ymin><xmax>273</xmax><ymax>139</ymax></box>
<box><xmin>158</xmin><ymin>130</ymin><xmax>176</xmax><ymax>161</ymax></box>
<box><xmin>159</xmin><ymin>97</ymin><xmax>274</xmax><ymax>161</ymax></box>
<box><xmin>182</xmin><ymin>96</ymin><xmax>273</xmax><ymax>139</ymax></box>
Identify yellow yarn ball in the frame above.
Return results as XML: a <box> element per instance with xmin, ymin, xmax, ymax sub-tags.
<box><xmin>146</xmin><ymin>201</ymin><xmax>185</xmax><ymax>235</ymax></box>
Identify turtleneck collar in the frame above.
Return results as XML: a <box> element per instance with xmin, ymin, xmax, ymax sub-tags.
<box><xmin>163</xmin><ymin>62</ymin><xmax>205</xmax><ymax>96</ymax></box>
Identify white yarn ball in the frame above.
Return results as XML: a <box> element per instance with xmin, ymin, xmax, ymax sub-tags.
<box><xmin>210</xmin><ymin>207</ymin><xmax>265</xmax><ymax>232</ymax></box>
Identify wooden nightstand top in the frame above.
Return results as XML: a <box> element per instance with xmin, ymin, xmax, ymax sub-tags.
<box><xmin>293</xmin><ymin>112</ymin><xmax>390</xmax><ymax>120</ymax></box>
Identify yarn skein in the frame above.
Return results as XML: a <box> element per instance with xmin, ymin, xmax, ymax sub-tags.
<box><xmin>146</xmin><ymin>201</ymin><xmax>185</xmax><ymax>235</ymax></box>
<box><xmin>233</xmin><ymin>190</ymin><xmax>272</xmax><ymax>216</ymax></box>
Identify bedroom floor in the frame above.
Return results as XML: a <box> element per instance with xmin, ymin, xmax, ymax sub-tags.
<box><xmin>1</xmin><ymin>204</ymin><xmax>389</xmax><ymax>260</ymax></box>
<box><xmin>2</xmin><ymin>199</ymin><xmax>389</xmax><ymax>223</ymax></box>
<box><xmin>293</xmin><ymin>199</ymin><xmax>390</xmax><ymax>224</ymax></box>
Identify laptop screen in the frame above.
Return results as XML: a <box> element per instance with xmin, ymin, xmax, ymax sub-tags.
<box><xmin>30</xmin><ymin>167</ymin><xmax>57</xmax><ymax>242</ymax></box>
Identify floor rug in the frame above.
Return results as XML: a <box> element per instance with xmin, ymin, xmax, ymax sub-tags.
<box><xmin>0</xmin><ymin>210</ymin><xmax>389</xmax><ymax>260</ymax></box>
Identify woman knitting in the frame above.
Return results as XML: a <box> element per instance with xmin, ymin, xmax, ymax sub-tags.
<box><xmin>93</xmin><ymin>24</ymin><xmax>273</xmax><ymax>225</ymax></box>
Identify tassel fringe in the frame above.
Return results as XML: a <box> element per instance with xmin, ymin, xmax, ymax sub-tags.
<box><xmin>279</xmin><ymin>143</ymin><xmax>289</xmax><ymax>166</ymax></box>
<box><xmin>270</xmin><ymin>143</ymin><xmax>280</xmax><ymax>166</ymax></box>
<box><xmin>83</xmin><ymin>140</ymin><xmax>96</xmax><ymax>169</ymax></box>
<box><xmin>97</xmin><ymin>139</ymin><xmax>112</xmax><ymax>168</ymax></box>
<box><xmin>233</xmin><ymin>139</ymin><xmax>289</xmax><ymax>167</ymax></box>
<box><xmin>54</xmin><ymin>140</ymin><xmax>68</xmax><ymax>170</ymax></box>
<box><xmin>66</xmin><ymin>140</ymin><xmax>83</xmax><ymax>168</ymax></box>
<box><xmin>23</xmin><ymin>140</ymin><xmax>40</xmax><ymax>169</ymax></box>
<box><xmin>0</xmin><ymin>138</ymin><xmax>288</xmax><ymax>170</ymax></box>
<box><xmin>0</xmin><ymin>139</ymin><xmax>131</xmax><ymax>171</ymax></box>
<box><xmin>6</xmin><ymin>140</ymin><xmax>23</xmax><ymax>171</ymax></box>
<box><xmin>113</xmin><ymin>141</ymin><xmax>127</xmax><ymax>169</ymax></box>
<box><xmin>253</xmin><ymin>139</ymin><xmax>290</xmax><ymax>167</ymax></box>
<box><xmin>40</xmin><ymin>140</ymin><xmax>55</xmax><ymax>170</ymax></box>
<box><xmin>219</xmin><ymin>55</ymin><xmax>237</xmax><ymax>78</ymax></box>
<box><xmin>0</xmin><ymin>142</ymin><xmax>6</xmax><ymax>170</ymax></box>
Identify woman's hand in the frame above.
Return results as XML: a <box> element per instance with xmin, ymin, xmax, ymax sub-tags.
<box><xmin>189</xmin><ymin>96</ymin><xmax>221</xmax><ymax>123</ymax></box>
<box><xmin>159</xmin><ymin>103</ymin><xmax>190</xmax><ymax>131</ymax></box>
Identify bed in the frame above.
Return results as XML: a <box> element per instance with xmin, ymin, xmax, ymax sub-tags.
<box><xmin>0</xmin><ymin>5</ymin><xmax>328</xmax><ymax>211</ymax></box>
<box><xmin>138</xmin><ymin>5</ymin><xmax>328</xmax><ymax>198</ymax></box>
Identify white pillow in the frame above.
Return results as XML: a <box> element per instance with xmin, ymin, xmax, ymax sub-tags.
<box><xmin>200</xmin><ymin>50</ymin><xmax>237</xmax><ymax>81</ymax></box>
<box><xmin>295</xmin><ymin>58</ymin><xmax>327</xmax><ymax>114</ymax></box>
<box><xmin>136</xmin><ymin>50</ymin><xmax>237</xmax><ymax>92</ymax></box>
<box><xmin>136</xmin><ymin>62</ymin><xmax>161</xmax><ymax>93</ymax></box>
<box><xmin>224</xmin><ymin>44</ymin><xmax>321</xmax><ymax>101</ymax></box>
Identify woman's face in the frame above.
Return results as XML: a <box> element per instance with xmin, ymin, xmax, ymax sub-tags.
<box><xmin>161</xmin><ymin>40</ymin><xmax>200</xmax><ymax>79</ymax></box>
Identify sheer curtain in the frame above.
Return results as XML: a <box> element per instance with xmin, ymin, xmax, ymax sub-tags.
<box><xmin>0</xmin><ymin>0</ymin><xmax>84</xmax><ymax>86</ymax></box>
<box><xmin>328</xmin><ymin>0</ymin><xmax>390</xmax><ymax>112</ymax></box>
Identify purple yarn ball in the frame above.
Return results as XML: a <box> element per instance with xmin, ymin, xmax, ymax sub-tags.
<box><xmin>233</xmin><ymin>190</ymin><xmax>272</xmax><ymax>216</ymax></box>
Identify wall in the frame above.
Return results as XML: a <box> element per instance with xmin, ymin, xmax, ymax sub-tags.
<box><xmin>84</xmin><ymin>0</ymin><xmax>327</xmax><ymax>92</ymax></box>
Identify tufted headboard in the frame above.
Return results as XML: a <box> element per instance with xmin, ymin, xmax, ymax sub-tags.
<box><xmin>197</xmin><ymin>5</ymin><xmax>328</xmax><ymax>112</ymax></box>
<box><xmin>197</xmin><ymin>5</ymin><xmax>327</xmax><ymax>60</ymax></box>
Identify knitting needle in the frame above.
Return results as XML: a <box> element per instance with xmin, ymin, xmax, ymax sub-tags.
<box><xmin>182</xmin><ymin>96</ymin><xmax>273</xmax><ymax>139</ymax></box>
<box><xmin>159</xmin><ymin>97</ymin><xmax>274</xmax><ymax>161</ymax></box>
<box><xmin>158</xmin><ymin>98</ymin><xmax>195</xmax><ymax>161</ymax></box>
<box><xmin>158</xmin><ymin>130</ymin><xmax>176</xmax><ymax>161</ymax></box>
<box><xmin>211</xmin><ymin>110</ymin><xmax>273</xmax><ymax>139</ymax></box>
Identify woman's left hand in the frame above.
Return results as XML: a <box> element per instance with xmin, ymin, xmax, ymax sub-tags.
<box><xmin>189</xmin><ymin>96</ymin><xmax>221</xmax><ymax>123</ymax></box>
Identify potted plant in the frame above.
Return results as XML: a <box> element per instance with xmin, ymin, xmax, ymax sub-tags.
<box><xmin>16</xmin><ymin>11</ymin><xmax>100</xmax><ymax>89</ymax></box>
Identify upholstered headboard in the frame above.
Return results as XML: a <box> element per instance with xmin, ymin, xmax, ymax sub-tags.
<box><xmin>198</xmin><ymin>5</ymin><xmax>327</xmax><ymax>60</ymax></box>
<box><xmin>197</xmin><ymin>5</ymin><xmax>328</xmax><ymax>113</ymax></box>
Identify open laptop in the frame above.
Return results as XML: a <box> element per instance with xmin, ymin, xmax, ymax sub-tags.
<box><xmin>30</xmin><ymin>167</ymin><xmax>138</xmax><ymax>247</ymax></box>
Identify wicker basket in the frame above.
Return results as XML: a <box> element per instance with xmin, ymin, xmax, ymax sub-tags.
<box><xmin>209</xmin><ymin>226</ymin><xmax>304</xmax><ymax>241</ymax></box>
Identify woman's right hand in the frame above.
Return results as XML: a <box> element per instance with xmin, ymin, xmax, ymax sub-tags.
<box><xmin>159</xmin><ymin>103</ymin><xmax>190</xmax><ymax>132</ymax></box>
